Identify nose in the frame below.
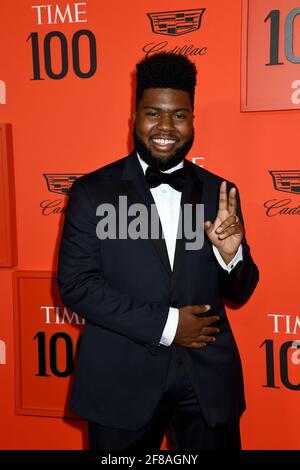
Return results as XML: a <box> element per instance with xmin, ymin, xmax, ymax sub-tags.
<box><xmin>156</xmin><ymin>113</ymin><xmax>175</xmax><ymax>132</ymax></box>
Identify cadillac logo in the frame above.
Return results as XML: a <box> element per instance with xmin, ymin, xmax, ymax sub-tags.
<box><xmin>147</xmin><ymin>8</ymin><xmax>206</xmax><ymax>36</ymax></box>
<box><xmin>43</xmin><ymin>174</ymin><xmax>84</xmax><ymax>195</ymax></box>
<box><xmin>269</xmin><ymin>170</ymin><xmax>300</xmax><ymax>194</ymax></box>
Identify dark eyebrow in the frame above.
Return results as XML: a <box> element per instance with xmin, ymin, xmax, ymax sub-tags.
<box><xmin>143</xmin><ymin>106</ymin><xmax>191</xmax><ymax>112</ymax></box>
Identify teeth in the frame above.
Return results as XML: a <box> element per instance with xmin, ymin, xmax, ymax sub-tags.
<box><xmin>152</xmin><ymin>138</ymin><xmax>176</xmax><ymax>145</ymax></box>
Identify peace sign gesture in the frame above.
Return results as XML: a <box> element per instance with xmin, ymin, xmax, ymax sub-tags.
<box><xmin>204</xmin><ymin>181</ymin><xmax>244</xmax><ymax>265</ymax></box>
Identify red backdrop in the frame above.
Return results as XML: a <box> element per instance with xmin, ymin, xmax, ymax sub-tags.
<box><xmin>0</xmin><ymin>0</ymin><xmax>300</xmax><ymax>450</ymax></box>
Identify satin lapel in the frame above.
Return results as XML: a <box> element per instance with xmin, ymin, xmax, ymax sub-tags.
<box><xmin>120</xmin><ymin>153</ymin><xmax>172</xmax><ymax>276</ymax></box>
<box><xmin>170</xmin><ymin>160</ymin><xmax>203</xmax><ymax>298</ymax></box>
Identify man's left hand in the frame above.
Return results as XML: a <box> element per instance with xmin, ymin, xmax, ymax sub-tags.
<box><xmin>204</xmin><ymin>181</ymin><xmax>244</xmax><ymax>265</ymax></box>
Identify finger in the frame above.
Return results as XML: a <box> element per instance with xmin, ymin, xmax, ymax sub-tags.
<box><xmin>201</xmin><ymin>316</ymin><xmax>220</xmax><ymax>326</ymax></box>
<box><xmin>201</xmin><ymin>327</ymin><xmax>220</xmax><ymax>335</ymax></box>
<box><xmin>217</xmin><ymin>225</ymin><xmax>243</xmax><ymax>240</ymax></box>
<box><xmin>190</xmin><ymin>342</ymin><xmax>207</xmax><ymax>349</ymax></box>
<box><xmin>218</xmin><ymin>181</ymin><xmax>228</xmax><ymax>211</ymax></box>
<box><xmin>228</xmin><ymin>186</ymin><xmax>237</xmax><ymax>216</ymax></box>
<box><xmin>192</xmin><ymin>304</ymin><xmax>211</xmax><ymax>315</ymax></box>
<box><xmin>204</xmin><ymin>220</ymin><xmax>214</xmax><ymax>235</ymax></box>
<box><xmin>215</xmin><ymin>215</ymin><xmax>238</xmax><ymax>234</ymax></box>
<box><xmin>198</xmin><ymin>335</ymin><xmax>216</xmax><ymax>343</ymax></box>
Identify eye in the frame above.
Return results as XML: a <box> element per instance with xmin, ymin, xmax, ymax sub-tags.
<box><xmin>175</xmin><ymin>114</ymin><xmax>187</xmax><ymax>120</ymax></box>
<box><xmin>146</xmin><ymin>111</ymin><xmax>160</xmax><ymax>117</ymax></box>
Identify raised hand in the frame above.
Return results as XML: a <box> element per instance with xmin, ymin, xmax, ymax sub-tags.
<box><xmin>204</xmin><ymin>181</ymin><xmax>244</xmax><ymax>265</ymax></box>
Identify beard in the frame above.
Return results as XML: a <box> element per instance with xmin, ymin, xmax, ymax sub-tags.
<box><xmin>133</xmin><ymin>127</ymin><xmax>194</xmax><ymax>171</ymax></box>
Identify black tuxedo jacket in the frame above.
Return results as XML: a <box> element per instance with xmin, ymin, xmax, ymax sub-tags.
<box><xmin>57</xmin><ymin>151</ymin><xmax>259</xmax><ymax>431</ymax></box>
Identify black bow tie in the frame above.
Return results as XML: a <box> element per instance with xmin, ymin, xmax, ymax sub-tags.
<box><xmin>145</xmin><ymin>166</ymin><xmax>186</xmax><ymax>192</ymax></box>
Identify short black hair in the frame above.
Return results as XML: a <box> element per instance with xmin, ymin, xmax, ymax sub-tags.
<box><xmin>135</xmin><ymin>52</ymin><xmax>197</xmax><ymax>110</ymax></box>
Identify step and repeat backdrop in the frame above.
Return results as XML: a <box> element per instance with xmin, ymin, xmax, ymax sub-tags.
<box><xmin>0</xmin><ymin>0</ymin><xmax>300</xmax><ymax>450</ymax></box>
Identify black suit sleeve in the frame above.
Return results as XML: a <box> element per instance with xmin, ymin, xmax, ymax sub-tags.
<box><xmin>216</xmin><ymin>185</ymin><xmax>259</xmax><ymax>305</ymax></box>
<box><xmin>57</xmin><ymin>178</ymin><xmax>169</xmax><ymax>348</ymax></box>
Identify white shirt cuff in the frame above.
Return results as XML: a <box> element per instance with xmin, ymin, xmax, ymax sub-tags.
<box><xmin>160</xmin><ymin>307</ymin><xmax>179</xmax><ymax>346</ymax></box>
<box><xmin>212</xmin><ymin>244</ymin><xmax>243</xmax><ymax>273</ymax></box>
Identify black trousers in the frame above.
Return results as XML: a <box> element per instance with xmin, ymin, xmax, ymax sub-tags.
<box><xmin>88</xmin><ymin>345</ymin><xmax>241</xmax><ymax>451</ymax></box>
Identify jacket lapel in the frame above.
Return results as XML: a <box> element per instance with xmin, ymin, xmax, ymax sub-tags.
<box><xmin>170</xmin><ymin>159</ymin><xmax>203</xmax><ymax>297</ymax></box>
<box><xmin>120</xmin><ymin>152</ymin><xmax>172</xmax><ymax>276</ymax></box>
<box><xmin>120</xmin><ymin>152</ymin><xmax>203</xmax><ymax>288</ymax></box>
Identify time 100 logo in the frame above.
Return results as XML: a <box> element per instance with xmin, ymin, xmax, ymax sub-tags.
<box><xmin>265</xmin><ymin>7</ymin><xmax>300</xmax><ymax>65</ymax></box>
<box><xmin>27</xmin><ymin>29</ymin><xmax>97</xmax><ymax>80</ymax></box>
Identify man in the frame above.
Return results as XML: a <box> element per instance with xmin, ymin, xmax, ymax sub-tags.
<box><xmin>58</xmin><ymin>52</ymin><xmax>259</xmax><ymax>450</ymax></box>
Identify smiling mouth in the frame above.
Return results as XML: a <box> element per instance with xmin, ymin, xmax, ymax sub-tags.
<box><xmin>152</xmin><ymin>138</ymin><xmax>176</xmax><ymax>144</ymax></box>
<box><xmin>151</xmin><ymin>136</ymin><xmax>178</xmax><ymax>150</ymax></box>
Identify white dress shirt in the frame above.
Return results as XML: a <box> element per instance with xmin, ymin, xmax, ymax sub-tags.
<box><xmin>136</xmin><ymin>153</ymin><xmax>243</xmax><ymax>346</ymax></box>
